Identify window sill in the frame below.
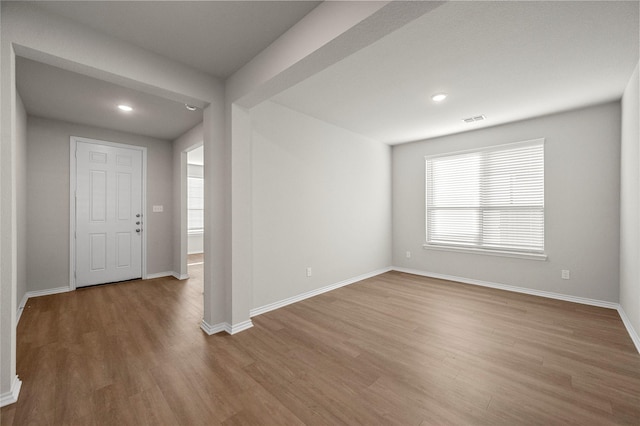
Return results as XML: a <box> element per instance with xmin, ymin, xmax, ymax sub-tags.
<box><xmin>422</xmin><ymin>244</ymin><xmax>547</xmax><ymax>261</ymax></box>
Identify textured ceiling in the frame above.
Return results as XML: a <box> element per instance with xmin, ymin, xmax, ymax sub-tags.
<box><xmin>17</xmin><ymin>57</ymin><xmax>203</xmax><ymax>141</ymax></box>
<box><xmin>30</xmin><ymin>1</ymin><xmax>321</xmax><ymax>79</ymax></box>
<box><xmin>14</xmin><ymin>1</ymin><xmax>640</xmax><ymax>145</ymax></box>
<box><xmin>273</xmin><ymin>1</ymin><xmax>640</xmax><ymax>144</ymax></box>
<box><xmin>16</xmin><ymin>1</ymin><xmax>320</xmax><ymax>140</ymax></box>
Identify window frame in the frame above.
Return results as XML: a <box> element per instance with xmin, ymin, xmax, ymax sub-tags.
<box><xmin>424</xmin><ymin>138</ymin><xmax>547</xmax><ymax>261</ymax></box>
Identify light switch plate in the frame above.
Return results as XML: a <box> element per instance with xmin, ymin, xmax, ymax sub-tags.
<box><xmin>152</xmin><ymin>205</ymin><xmax>163</xmax><ymax>213</ymax></box>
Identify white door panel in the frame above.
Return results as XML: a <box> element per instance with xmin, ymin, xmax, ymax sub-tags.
<box><xmin>75</xmin><ymin>141</ymin><xmax>143</xmax><ymax>287</ymax></box>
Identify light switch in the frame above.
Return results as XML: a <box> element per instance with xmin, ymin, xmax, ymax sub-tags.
<box><xmin>152</xmin><ymin>205</ymin><xmax>163</xmax><ymax>213</ymax></box>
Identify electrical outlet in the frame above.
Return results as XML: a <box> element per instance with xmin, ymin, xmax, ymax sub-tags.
<box><xmin>561</xmin><ymin>270</ymin><xmax>570</xmax><ymax>280</ymax></box>
<box><xmin>306</xmin><ymin>267</ymin><xmax>312</xmax><ymax>277</ymax></box>
<box><xmin>406</xmin><ymin>251</ymin><xmax>411</xmax><ymax>259</ymax></box>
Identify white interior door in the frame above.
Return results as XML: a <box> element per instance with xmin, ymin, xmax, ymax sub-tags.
<box><xmin>75</xmin><ymin>141</ymin><xmax>143</xmax><ymax>287</ymax></box>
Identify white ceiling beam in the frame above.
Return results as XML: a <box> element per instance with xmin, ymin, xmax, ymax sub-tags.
<box><xmin>227</xmin><ymin>1</ymin><xmax>445</xmax><ymax>108</ymax></box>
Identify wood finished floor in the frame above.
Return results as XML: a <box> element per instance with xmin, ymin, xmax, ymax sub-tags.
<box><xmin>2</xmin><ymin>267</ymin><xmax>640</xmax><ymax>425</ymax></box>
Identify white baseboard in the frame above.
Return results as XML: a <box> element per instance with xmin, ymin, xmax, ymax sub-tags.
<box><xmin>393</xmin><ymin>266</ymin><xmax>640</xmax><ymax>354</ymax></box>
<box><xmin>0</xmin><ymin>375</ymin><xmax>21</xmax><ymax>407</ymax></box>
<box><xmin>17</xmin><ymin>286</ymin><xmax>71</xmax><ymax>324</ymax></box>
<box><xmin>16</xmin><ymin>292</ymin><xmax>29</xmax><ymax>324</ymax></box>
<box><xmin>229</xmin><ymin>320</ymin><xmax>253</xmax><ymax>334</ymax></box>
<box><xmin>200</xmin><ymin>319</ymin><xmax>254</xmax><ymax>335</ymax></box>
<box><xmin>25</xmin><ymin>286</ymin><xmax>72</xmax><ymax>299</ymax></box>
<box><xmin>250</xmin><ymin>267</ymin><xmax>392</xmax><ymax>318</ymax></box>
<box><xmin>617</xmin><ymin>306</ymin><xmax>640</xmax><ymax>354</ymax></box>
<box><xmin>145</xmin><ymin>271</ymin><xmax>177</xmax><ymax>280</ymax></box>
<box><xmin>201</xmin><ymin>320</ymin><xmax>226</xmax><ymax>335</ymax></box>
<box><xmin>392</xmin><ymin>267</ymin><xmax>620</xmax><ymax>309</ymax></box>
<box><xmin>172</xmin><ymin>273</ymin><xmax>189</xmax><ymax>280</ymax></box>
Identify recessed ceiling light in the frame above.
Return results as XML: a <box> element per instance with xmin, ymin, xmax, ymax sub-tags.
<box><xmin>118</xmin><ymin>104</ymin><xmax>133</xmax><ymax>112</ymax></box>
<box><xmin>431</xmin><ymin>93</ymin><xmax>447</xmax><ymax>102</ymax></box>
<box><xmin>185</xmin><ymin>104</ymin><xmax>197</xmax><ymax>111</ymax></box>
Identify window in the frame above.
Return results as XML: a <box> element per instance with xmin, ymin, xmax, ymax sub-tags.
<box><xmin>425</xmin><ymin>139</ymin><xmax>544</xmax><ymax>257</ymax></box>
<box><xmin>187</xmin><ymin>176</ymin><xmax>204</xmax><ymax>231</ymax></box>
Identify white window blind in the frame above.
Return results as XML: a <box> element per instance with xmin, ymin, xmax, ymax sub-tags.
<box><xmin>425</xmin><ymin>139</ymin><xmax>544</xmax><ymax>254</ymax></box>
<box><xmin>187</xmin><ymin>176</ymin><xmax>204</xmax><ymax>231</ymax></box>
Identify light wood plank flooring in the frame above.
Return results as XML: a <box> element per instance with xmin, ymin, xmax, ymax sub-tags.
<box><xmin>2</xmin><ymin>269</ymin><xmax>640</xmax><ymax>425</ymax></box>
<box><xmin>187</xmin><ymin>253</ymin><xmax>204</xmax><ymax>266</ymax></box>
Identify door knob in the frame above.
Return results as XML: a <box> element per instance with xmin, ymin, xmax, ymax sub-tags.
<box><xmin>136</xmin><ymin>221</ymin><xmax>140</xmax><ymax>225</ymax></box>
<box><xmin>136</xmin><ymin>229</ymin><xmax>141</xmax><ymax>233</ymax></box>
<box><xmin>136</xmin><ymin>214</ymin><xmax>141</xmax><ymax>218</ymax></box>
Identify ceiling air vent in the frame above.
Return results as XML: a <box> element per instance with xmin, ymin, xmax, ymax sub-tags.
<box><xmin>462</xmin><ymin>115</ymin><xmax>486</xmax><ymax>123</ymax></box>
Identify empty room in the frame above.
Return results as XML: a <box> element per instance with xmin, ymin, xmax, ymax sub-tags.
<box><xmin>1</xmin><ymin>1</ymin><xmax>640</xmax><ymax>424</ymax></box>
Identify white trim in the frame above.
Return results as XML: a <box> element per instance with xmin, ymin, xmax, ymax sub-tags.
<box><xmin>69</xmin><ymin>139</ymin><xmax>75</xmax><ymax>288</ymax></box>
<box><xmin>617</xmin><ymin>306</ymin><xmax>640</xmax><ymax>354</ymax></box>
<box><xmin>424</xmin><ymin>137</ymin><xmax>545</xmax><ymax>160</ymax></box>
<box><xmin>425</xmin><ymin>138</ymin><xmax>545</xmax><ymax>256</ymax></box>
<box><xmin>16</xmin><ymin>292</ymin><xmax>29</xmax><ymax>324</ymax></box>
<box><xmin>69</xmin><ymin>136</ymin><xmax>147</xmax><ymax>289</ymax></box>
<box><xmin>17</xmin><ymin>287</ymin><xmax>72</xmax><ymax>324</ymax></box>
<box><xmin>173</xmin><ymin>273</ymin><xmax>190</xmax><ymax>280</ymax></box>
<box><xmin>180</xmin><ymin>143</ymin><xmax>203</xmax><ymax>281</ymax></box>
<box><xmin>392</xmin><ymin>267</ymin><xmax>619</xmax><ymax>309</ymax></box>
<box><xmin>250</xmin><ymin>267</ymin><xmax>392</xmax><ymax>317</ymax></box>
<box><xmin>146</xmin><ymin>271</ymin><xmax>188</xmax><ymax>280</ymax></box>
<box><xmin>229</xmin><ymin>320</ymin><xmax>254</xmax><ymax>334</ymax></box>
<box><xmin>200</xmin><ymin>319</ymin><xmax>254</xmax><ymax>335</ymax></box>
<box><xmin>24</xmin><ymin>286</ymin><xmax>71</xmax><ymax>298</ymax></box>
<box><xmin>0</xmin><ymin>375</ymin><xmax>22</xmax><ymax>407</ymax></box>
<box><xmin>423</xmin><ymin>244</ymin><xmax>548</xmax><ymax>261</ymax></box>
<box><xmin>200</xmin><ymin>320</ymin><xmax>226</xmax><ymax>335</ymax></box>
<box><xmin>145</xmin><ymin>271</ymin><xmax>176</xmax><ymax>280</ymax></box>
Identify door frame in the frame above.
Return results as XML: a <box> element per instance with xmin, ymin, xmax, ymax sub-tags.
<box><xmin>180</xmin><ymin>143</ymin><xmax>204</xmax><ymax>278</ymax></box>
<box><xmin>69</xmin><ymin>136</ymin><xmax>148</xmax><ymax>290</ymax></box>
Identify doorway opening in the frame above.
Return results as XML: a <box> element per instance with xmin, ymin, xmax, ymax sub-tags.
<box><xmin>186</xmin><ymin>144</ymin><xmax>204</xmax><ymax>279</ymax></box>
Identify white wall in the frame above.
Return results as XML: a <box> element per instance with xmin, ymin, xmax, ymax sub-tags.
<box><xmin>250</xmin><ymin>101</ymin><xmax>391</xmax><ymax>309</ymax></box>
<box><xmin>393</xmin><ymin>102</ymin><xmax>621</xmax><ymax>303</ymax></box>
<box><xmin>620</xmin><ymin>63</ymin><xmax>640</xmax><ymax>339</ymax></box>
<box><xmin>26</xmin><ymin>116</ymin><xmax>174</xmax><ymax>292</ymax></box>
<box><xmin>0</xmin><ymin>10</ymin><xmax>4</xmax><ymax>399</ymax></box>
<box><xmin>15</xmin><ymin>93</ymin><xmax>27</xmax><ymax>314</ymax></box>
<box><xmin>0</xmin><ymin>26</ymin><xmax>19</xmax><ymax>402</ymax></box>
